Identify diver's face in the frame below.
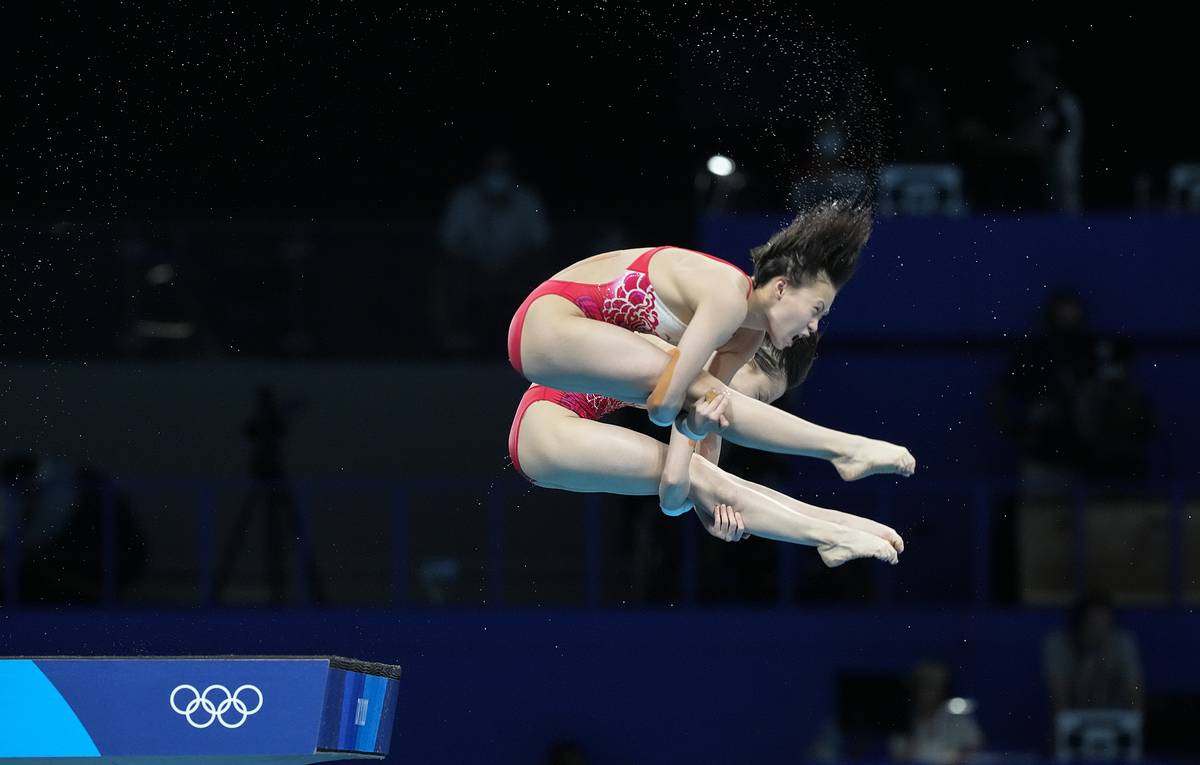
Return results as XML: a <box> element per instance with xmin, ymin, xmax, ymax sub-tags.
<box><xmin>729</xmin><ymin>361</ymin><xmax>788</xmax><ymax>404</ymax></box>
<box><xmin>765</xmin><ymin>274</ymin><xmax>836</xmax><ymax>351</ymax></box>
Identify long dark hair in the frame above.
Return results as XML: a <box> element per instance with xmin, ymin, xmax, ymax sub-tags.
<box><xmin>754</xmin><ymin>332</ymin><xmax>821</xmax><ymax>393</ymax></box>
<box><xmin>749</xmin><ymin>199</ymin><xmax>873</xmax><ymax>289</ymax></box>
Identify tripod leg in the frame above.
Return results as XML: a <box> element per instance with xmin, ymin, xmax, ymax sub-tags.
<box><xmin>281</xmin><ymin>487</ymin><xmax>326</xmax><ymax>605</ymax></box>
<box><xmin>214</xmin><ymin>486</ymin><xmax>261</xmax><ymax>602</ymax></box>
<box><xmin>266</xmin><ymin>486</ymin><xmax>286</xmax><ymax>606</ymax></box>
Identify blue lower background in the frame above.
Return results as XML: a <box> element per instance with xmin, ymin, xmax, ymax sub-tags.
<box><xmin>2</xmin><ymin>608</ymin><xmax>1195</xmax><ymax>763</ymax></box>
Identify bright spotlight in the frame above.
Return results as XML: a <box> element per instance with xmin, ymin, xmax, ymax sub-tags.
<box><xmin>707</xmin><ymin>154</ymin><xmax>735</xmax><ymax>177</ymax></box>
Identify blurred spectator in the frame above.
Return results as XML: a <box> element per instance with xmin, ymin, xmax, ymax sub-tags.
<box><xmin>890</xmin><ymin>660</ymin><xmax>984</xmax><ymax>764</ymax></box>
<box><xmin>992</xmin><ymin>289</ymin><xmax>1155</xmax><ymax>496</ymax></box>
<box><xmin>991</xmin><ymin>290</ymin><xmax>1156</xmax><ymax>603</ymax></box>
<box><xmin>0</xmin><ymin>454</ymin><xmax>146</xmax><ymax>604</ymax></box>
<box><xmin>1167</xmin><ymin>163</ymin><xmax>1200</xmax><ymax>212</ymax></box>
<box><xmin>993</xmin><ymin>288</ymin><xmax>1093</xmax><ymax>495</ymax></box>
<box><xmin>436</xmin><ymin>147</ymin><xmax>550</xmax><ymax>354</ymax></box>
<box><xmin>959</xmin><ymin>42</ymin><xmax>1083</xmax><ymax>212</ymax></box>
<box><xmin>1044</xmin><ymin>592</ymin><xmax>1144</xmax><ymax>712</ymax></box>
<box><xmin>993</xmin><ymin>290</ymin><xmax>1132</xmax><ymax>494</ymax></box>
<box><xmin>1012</xmin><ymin>43</ymin><xmax>1084</xmax><ymax>213</ymax></box>
<box><xmin>1073</xmin><ymin>338</ymin><xmax>1156</xmax><ymax>479</ymax></box>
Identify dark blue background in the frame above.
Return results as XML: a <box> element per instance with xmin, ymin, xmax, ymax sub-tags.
<box><xmin>5</xmin><ymin>608</ymin><xmax>1196</xmax><ymax>764</ymax></box>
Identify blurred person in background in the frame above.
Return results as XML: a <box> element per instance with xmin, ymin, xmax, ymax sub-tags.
<box><xmin>1</xmin><ymin>454</ymin><xmax>146</xmax><ymax>604</ymax></box>
<box><xmin>993</xmin><ymin>287</ymin><xmax>1152</xmax><ymax>491</ymax></box>
<box><xmin>437</xmin><ymin>146</ymin><xmax>551</xmax><ymax>355</ymax></box>
<box><xmin>1009</xmin><ymin>42</ymin><xmax>1084</xmax><ymax>213</ymax></box>
<box><xmin>1044</xmin><ymin>591</ymin><xmax>1144</xmax><ymax>713</ymax></box>
<box><xmin>1072</xmin><ymin>336</ymin><xmax>1156</xmax><ymax>481</ymax></box>
<box><xmin>990</xmin><ymin>290</ymin><xmax>1097</xmax><ymax>600</ymax></box>
<box><xmin>890</xmin><ymin>660</ymin><xmax>984</xmax><ymax>764</ymax></box>
<box><xmin>959</xmin><ymin>41</ymin><xmax>1082</xmax><ymax>212</ymax></box>
<box><xmin>992</xmin><ymin>289</ymin><xmax>1094</xmax><ymax>496</ymax></box>
<box><xmin>990</xmin><ymin>290</ymin><xmax>1155</xmax><ymax>602</ymax></box>
<box><xmin>992</xmin><ymin>288</ymin><xmax>1129</xmax><ymax>497</ymax></box>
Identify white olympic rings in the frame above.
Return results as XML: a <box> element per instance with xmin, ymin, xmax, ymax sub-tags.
<box><xmin>169</xmin><ymin>683</ymin><xmax>264</xmax><ymax>729</ymax></box>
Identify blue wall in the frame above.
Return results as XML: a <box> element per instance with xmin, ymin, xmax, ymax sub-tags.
<box><xmin>3</xmin><ymin>608</ymin><xmax>1196</xmax><ymax>763</ymax></box>
<box><xmin>701</xmin><ymin>214</ymin><xmax>1199</xmax><ymax>479</ymax></box>
<box><xmin>700</xmin><ymin>215</ymin><xmax>1199</xmax><ymax>339</ymax></box>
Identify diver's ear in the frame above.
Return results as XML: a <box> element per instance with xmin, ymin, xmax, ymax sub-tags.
<box><xmin>776</xmin><ymin>278</ymin><xmax>786</xmax><ymax>300</ymax></box>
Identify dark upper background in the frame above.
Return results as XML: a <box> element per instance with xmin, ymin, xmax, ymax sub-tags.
<box><xmin>0</xmin><ymin>3</ymin><xmax>1191</xmax><ymax>229</ymax></box>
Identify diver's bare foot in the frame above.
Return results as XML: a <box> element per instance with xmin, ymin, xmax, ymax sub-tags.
<box><xmin>839</xmin><ymin>516</ymin><xmax>905</xmax><ymax>553</ymax></box>
<box><xmin>832</xmin><ymin>437</ymin><xmax>916</xmax><ymax>481</ymax></box>
<box><xmin>818</xmin><ymin>528</ymin><xmax>899</xmax><ymax>568</ymax></box>
<box><xmin>878</xmin><ymin>525</ymin><xmax>904</xmax><ymax>554</ymax></box>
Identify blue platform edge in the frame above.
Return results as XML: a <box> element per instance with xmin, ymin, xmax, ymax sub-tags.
<box><xmin>0</xmin><ymin>658</ymin><xmax>399</xmax><ymax>759</ymax></box>
<box><xmin>317</xmin><ymin>669</ymin><xmax>400</xmax><ymax>755</ymax></box>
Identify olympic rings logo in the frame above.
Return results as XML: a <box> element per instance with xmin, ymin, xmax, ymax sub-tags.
<box><xmin>170</xmin><ymin>684</ymin><xmax>264</xmax><ymax>729</ymax></box>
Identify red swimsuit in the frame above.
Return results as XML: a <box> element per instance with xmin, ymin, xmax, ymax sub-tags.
<box><xmin>507</xmin><ymin>385</ymin><xmax>629</xmax><ymax>482</ymax></box>
<box><xmin>505</xmin><ymin>245</ymin><xmax>751</xmax><ymax>483</ymax></box>
<box><xmin>506</xmin><ymin>246</ymin><xmax>751</xmax><ymax>377</ymax></box>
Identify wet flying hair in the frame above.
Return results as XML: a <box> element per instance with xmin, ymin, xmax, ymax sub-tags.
<box><xmin>754</xmin><ymin>332</ymin><xmax>821</xmax><ymax>393</ymax></box>
<box><xmin>749</xmin><ymin>199</ymin><xmax>873</xmax><ymax>290</ymax></box>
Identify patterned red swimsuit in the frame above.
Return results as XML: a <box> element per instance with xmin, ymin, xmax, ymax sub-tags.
<box><xmin>507</xmin><ymin>385</ymin><xmax>629</xmax><ymax>482</ymax></box>
<box><xmin>505</xmin><ymin>245</ymin><xmax>750</xmax><ymax>482</ymax></box>
<box><xmin>506</xmin><ymin>246</ymin><xmax>751</xmax><ymax>376</ymax></box>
